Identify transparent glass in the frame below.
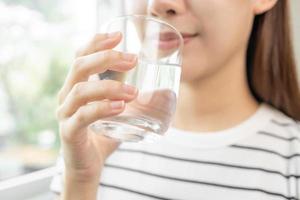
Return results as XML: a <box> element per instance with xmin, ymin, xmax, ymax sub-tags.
<box><xmin>90</xmin><ymin>15</ymin><xmax>183</xmax><ymax>142</ymax></box>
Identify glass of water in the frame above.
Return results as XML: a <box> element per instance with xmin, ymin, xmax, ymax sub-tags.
<box><xmin>90</xmin><ymin>15</ymin><xmax>183</xmax><ymax>142</ymax></box>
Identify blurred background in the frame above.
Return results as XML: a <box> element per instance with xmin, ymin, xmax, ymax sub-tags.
<box><xmin>0</xmin><ymin>0</ymin><xmax>99</xmax><ymax>180</ymax></box>
<box><xmin>0</xmin><ymin>0</ymin><xmax>299</xmax><ymax>181</ymax></box>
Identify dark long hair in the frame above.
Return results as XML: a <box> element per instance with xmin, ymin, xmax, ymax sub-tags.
<box><xmin>247</xmin><ymin>1</ymin><xmax>300</xmax><ymax>120</ymax></box>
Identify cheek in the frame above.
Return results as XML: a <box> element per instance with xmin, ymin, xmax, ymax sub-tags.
<box><xmin>203</xmin><ymin>3</ymin><xmax>253</xmax><ymax>54</ymax></box>
<box><xmin>199</xmin><ymin>0</ymin><xmax>254</xmax><ymax>52</ymax></box>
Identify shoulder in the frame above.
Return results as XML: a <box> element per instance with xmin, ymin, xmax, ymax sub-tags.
<box><xmin>263</xmin><ymin>103</ymin><xmax>300</xmax><ymax>139</ymax></box>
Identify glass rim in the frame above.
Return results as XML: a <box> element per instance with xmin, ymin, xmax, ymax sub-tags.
<box><xmin>101</xmin><ymin>14</ymin><xmax>184</xmax><ymax>53</ymax></box>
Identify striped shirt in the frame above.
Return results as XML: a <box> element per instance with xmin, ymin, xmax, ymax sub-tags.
<box><xmin>50</xmin><ymin>103</ymin><xmax>300</xmax><ymax>200</ymax></box>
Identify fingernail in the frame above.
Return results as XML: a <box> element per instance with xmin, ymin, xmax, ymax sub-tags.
<box><xmin>110</xmin><ymin>100</ymin><xmax>124</xmax><ymax>110</ymax></box>
<box><xmin>122</xmin><ymin>53</ymin><xmax>137</xmax><ymax>62</ymax></box>
<box><xmin>107</xmin><ymin>32</ymin><xmax>120</xmax><ymax>38</ymax></box>
<box><xmin>123</xmin><ymin>84</ymin><xmax>137</xmax><ymax>95</ymax></box>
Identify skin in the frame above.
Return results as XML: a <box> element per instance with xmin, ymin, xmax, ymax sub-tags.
<box><xmin>56</xmin><ymin>0</ymin><xmax>278</xmax><ymax>199</ymax></box>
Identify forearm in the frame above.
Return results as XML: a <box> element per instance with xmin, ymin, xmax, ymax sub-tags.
<box><xmin>62</xmin><ymin>171</ymin><xmax>100</xmax><ymax>200</ymax></box>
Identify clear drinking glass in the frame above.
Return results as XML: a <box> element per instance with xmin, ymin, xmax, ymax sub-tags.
<box><xmin>90</xmin><ymin>15</ymin><xmax>183</xmax><ymax>142</ymax></box>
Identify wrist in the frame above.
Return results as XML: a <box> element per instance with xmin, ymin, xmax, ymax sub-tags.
<box><xmin>65</xmin><ymin>168</ymin><xmax>101</xmax><ymax>183</ymax></box>
<box><xmin>62</xmin><ymin>169</ymin><xmax>102</xmax><ymax>200</ymax></box>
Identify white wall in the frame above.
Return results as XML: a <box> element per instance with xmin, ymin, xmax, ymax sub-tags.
<box><xmin>291</xmin><ymin>0</ymin><xmax>300</xmax><ymax>73</ymax></box>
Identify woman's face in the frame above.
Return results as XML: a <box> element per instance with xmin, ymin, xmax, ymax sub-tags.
<box><xmin>129</xmin><ymin>0</ymin><xmax>277</xmax><ymax>83</ymax></box>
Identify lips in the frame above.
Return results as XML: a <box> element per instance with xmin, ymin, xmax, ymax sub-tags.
<box><xmin>157</xmin><ymin>32</ymin><xmax>198</xmax><ymax>50</ymax></box>
<box><xmin>158</xmin><ymin>32</ymin><xmax>181</xmax><ymax>50</ymax></box>
<box><xmin>159</xmin><ymin>32</ymin><xmax>180</xmax><ymax>41</ymax></box>
<box><xmin>181</xmin><ymin>33</ymin><xmax>198</xmax><ymax>44</ymax></box>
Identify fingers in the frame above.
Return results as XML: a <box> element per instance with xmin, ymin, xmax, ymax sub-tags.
<box><xmin>65</xmin><ymin>100</ymin><xmax>125</xmax><ymax>135</ymax></box>
<box><xmin>72</xmin><ymin>50</ymin><xmax>137</xmax><ymax>82</ymax></box>
<box><xmin>58</xmin><ymin>50</ymin><xmax>137</xmax><ymax>105</ymax></box>
<box><xmin>57</xmin><ymin>80</ymin><xmax>138</xmax><ymax>119</ymax></box>
<box><xmin>75</xmin><ymin>32</ymin><xmax>122</xmax><ymax>58</ymax></box>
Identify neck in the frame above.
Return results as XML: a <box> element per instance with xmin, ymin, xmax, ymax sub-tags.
<box><xmin>173</xmin><ymin>54</ymin><xmax>259</xmax><ymax>132</ymax></box>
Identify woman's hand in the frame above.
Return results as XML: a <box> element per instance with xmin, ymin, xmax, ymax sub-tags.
<box><xmin>56</xmin><ymin>32</ymin><xmax>138</xmax><ymax>184</ymax></box>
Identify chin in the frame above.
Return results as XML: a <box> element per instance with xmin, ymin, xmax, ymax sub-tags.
<box><xmin>180</xmin><ymin>69</ymin><xmax>203</xmax><ymax>83</ymax></box>
<box><xmin>180</xmin><ymin>63</ymin><xmax>221</xmax><ymax>85</ymax></box>
<box><xmin>179</xmin><ymin>61</ymin><xmax>205</xmax><ymax>83</ymax></box>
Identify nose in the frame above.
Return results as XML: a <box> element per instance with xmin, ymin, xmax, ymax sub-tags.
<box><xmin>149</xmin><ymin>0</ymin><xmax>187</xmax><ymax>18</ymax></box>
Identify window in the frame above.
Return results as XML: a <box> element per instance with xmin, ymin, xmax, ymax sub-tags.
<box><xmin>0</xmin><ymin>0</ymin><xmax>98</xmax><ymax>181</ymax></box>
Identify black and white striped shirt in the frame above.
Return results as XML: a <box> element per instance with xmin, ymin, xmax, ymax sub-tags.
<box><xmin>50</xmin><ymin>104</ymin><xmax>300</xmax><ymax>200</ymax></box>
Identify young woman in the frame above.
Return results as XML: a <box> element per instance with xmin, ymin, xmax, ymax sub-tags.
<box><xmin>51</xmin><ymin>0</ymin><xmax>300</xmax><ymax>199</ymax></box>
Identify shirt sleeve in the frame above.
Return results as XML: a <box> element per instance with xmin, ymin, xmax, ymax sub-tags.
<box><xmin>293</xmin><ymin>146</ymin><xmax>300</xmax><ymax>199</ymax></box>
<box><xmin>290</xmin><ymin>122</ymin><xmax>300</xmax><ymax>199</ymax></box>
